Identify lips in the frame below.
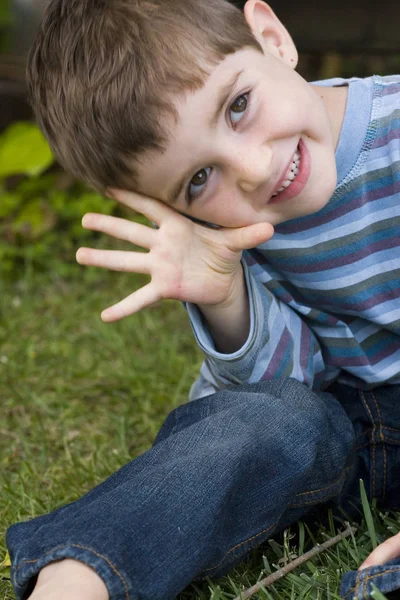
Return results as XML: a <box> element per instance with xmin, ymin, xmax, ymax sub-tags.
<box><xmin>269</xmin><ymin>138</ymin><xmax>310</xmax><ymax>204</ymax></box>
<box><xmin>272</xmin><ymin>146</ymin><xmax>301</xmax><ymax>198</ymax></box>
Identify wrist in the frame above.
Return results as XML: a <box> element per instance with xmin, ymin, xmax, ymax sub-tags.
<box><xmin>197</xmin><ymin>265</ymin><xmax>250</xmax><ymax>354</ymax></box>
<box><xmin>198</xmin><ymin>264</ymin><xmax>245</xmax><ymax>313</ymax></box>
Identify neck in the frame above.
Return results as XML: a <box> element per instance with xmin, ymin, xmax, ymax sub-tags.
<box><xmin>311</xmin><ymin>84</ymin><xmax>349</xmax><ymax>150</ymax></box>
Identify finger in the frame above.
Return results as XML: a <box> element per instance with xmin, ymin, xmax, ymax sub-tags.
<box><xmin>76</xmin><ymin>248</ymin><xmax>150</xmax><ymax>274</ymax></box>
<box><xmin>82</xmin><ymin>213</ymin><xmax>157</xmax><ymax>249</ymax></box>
<box><xmin>109</xmin><ymin>188</ymin><xmax>174</xmax><ymax>225</ymax></box>
<box><xmin>101</xmin><ymin>283</ymin><xmax>161</xmax><ymax>322</ymax></box>
<box><xmin>359</xmin><ymin>532</ymin><xmax>400</xmax><ymax>570</ymax></box>
<box><xmin>225</xmin><ymin>222</ymin><xmax>274</xmax><ymax>252</ymax></box>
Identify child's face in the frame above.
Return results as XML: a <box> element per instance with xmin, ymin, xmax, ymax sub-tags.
<box><xmin>135</xmin><ymin>3</ymin><xmax>338</xmax><ymax>229</ymax></box>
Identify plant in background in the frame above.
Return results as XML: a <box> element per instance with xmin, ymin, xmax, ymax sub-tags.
<box><xmin>0</xmin><ymin>0</ymin><xmax>13</xmax><ymax>53</ymax></box>
<box><xmin>0</xmin><ymin>121</ymin><xmax>119</xmax><ymax>280</ymax></box>
<box><xmin>0</xmin><ymin>0</ymin><xmax>12</xmax><ymax>26</ymax></box>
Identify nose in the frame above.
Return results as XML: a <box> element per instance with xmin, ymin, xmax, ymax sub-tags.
<box><xmin>234</xmin><ymin>144</ymin><xmax>273</xmax><ymax>193</ymax></box>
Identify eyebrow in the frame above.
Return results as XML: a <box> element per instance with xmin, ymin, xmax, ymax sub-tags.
<box><xmin>166</xmin><ymin>69</ymin><xmax>245</xmax><ymax>205</ymax></box>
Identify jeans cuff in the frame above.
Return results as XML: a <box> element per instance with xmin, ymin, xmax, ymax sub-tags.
<box><xmin>340</xmin><ymin>559</ymin><xmax>400</xmax><ymax>599</ymax></box>
<box><xmin>11</xmin><ymin>543</ymin><xmax>131</xmax><ymax>600</ymax></box>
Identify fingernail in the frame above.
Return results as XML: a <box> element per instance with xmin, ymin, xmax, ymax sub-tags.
<box><xmin>101</xmin><ymin>310</ymin><xmax>112</xmax><ymax>323</ymax></box>
<box><xmin>358</xmin><ymin>563</ymin><xmax>369</xmax><ymax>571</ymax></box>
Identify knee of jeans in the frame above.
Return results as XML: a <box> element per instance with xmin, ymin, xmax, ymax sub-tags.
<box><xmin>251</xmin><ymin>380</ymin><xmax>355</xmax><ymax>471</ymax></box>
<box><xmin>157</xmin><ymin>378</ymin><xmax>355</xmax><ymax>479</ymax></box>
<box><xmin>256</xmin><ymin>378</ymin><xmax>349</xmax><ymax>430</ymax></box>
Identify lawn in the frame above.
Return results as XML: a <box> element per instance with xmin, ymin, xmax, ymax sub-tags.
<box><xmin>0</xmin><ymin>264</ymin><xmax>398</xmax><ymax>599</ymax></box>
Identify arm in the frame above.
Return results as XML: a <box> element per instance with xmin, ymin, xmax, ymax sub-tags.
<box><xmin>76</xmin><ymin>189</ymin><xmax>326</xmax><ymax>398</ymax></box>
<box><xmin>197</xmin><ymin>264</ymin><xmax>249</xmax><ymax>354</ymax></box>
<box><xmin>76</xmin><ymin>190</ymin><xmax>273</xmax><ymax>324</ymax></box>
<box><xmin>187</xmin><ymin>259</ymin><xmax>328</xmax><ymax>400</ymax></box>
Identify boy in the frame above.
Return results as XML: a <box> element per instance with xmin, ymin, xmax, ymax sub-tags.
<box><xmin>6</xmin><ymin>0</ymin><xmax>400</xmax><ymax>598</ymax></box>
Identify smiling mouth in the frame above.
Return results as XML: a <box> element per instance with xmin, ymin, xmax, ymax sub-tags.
<box><xmin>271</xmin><ymin>144</ymin><xmax>301</xmax><ymax>199</ymax></box>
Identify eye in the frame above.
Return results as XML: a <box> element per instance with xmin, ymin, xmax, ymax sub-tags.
<box><xmin>187</xmin><ymin>167</ymin><xmax>212</xmax><ymax>204</ymax></box>
<box><xmin>185</xmin><ymin>91</ymin><xmax>251</xmax><ymax>204</ymax></box>
<box><xmin>229</xmin><ymin>92</ymin><xmax>249</xmax><ymax>127</ymax></box>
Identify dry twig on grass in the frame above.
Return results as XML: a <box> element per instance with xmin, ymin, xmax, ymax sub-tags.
<box><xmin>233</xmin><ymin>523</ymin><xmax>357</xmax><ymax>600</ymax></box>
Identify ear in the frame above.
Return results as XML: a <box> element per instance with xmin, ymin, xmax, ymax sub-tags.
<box><xmin>243</xmin><ymin>0</ymin><xmax>298</xmax><ymax>69</ymax></box>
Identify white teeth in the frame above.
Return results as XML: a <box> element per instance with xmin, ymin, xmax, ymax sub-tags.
<box><xmin>271</xmin><ymin>145</ymin><xmax>301</xmax><ymax>199</ymax></box>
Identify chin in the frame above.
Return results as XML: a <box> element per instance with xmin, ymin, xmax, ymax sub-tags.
<box><xmin>303</xmin><ymin>170</ymin><xmax>337</xmax><ymax>216</ymax></box>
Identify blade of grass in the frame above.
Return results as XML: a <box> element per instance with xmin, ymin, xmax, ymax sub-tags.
<box><xmin>371</xmin><ymin>583</ymin><xmax>389</xmax><ymax>599</ymax></box>
<box><xmin>232</xmin><ymin>525</ymin><xmax>356</xmax><ymax>600</ymax></box>
<box><xmin>360</xmin><ymin>479</ymin><xmax>378</xmax><ymax>549</ymax></box>
<box><xmin>298</xmin><ymin>521</ymin><xmax>305</xmax><ymax>557</ymax></box>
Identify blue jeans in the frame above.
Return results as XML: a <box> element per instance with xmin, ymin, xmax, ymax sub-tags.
<box><xmin>6</xmin><ymin>378</ymin><xmax>400</xmax><ymax>599</ymax></box>
<box><xmin>341</xmin><ymin>559</ymin><xmax>400</xmax><ymax>599</ymax></box>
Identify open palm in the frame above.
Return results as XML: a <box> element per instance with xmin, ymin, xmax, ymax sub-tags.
<box><xmin>76</xmin><ymin>189</ymin><xmax>273</xmax><ymax>322</ymax></box>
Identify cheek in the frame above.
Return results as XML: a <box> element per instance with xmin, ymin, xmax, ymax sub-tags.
<box><xmin>258</xmin><ymin>80</ymin><xmax>325</xmax><ymax>141</ymax></box>
<box><xmin>194</xmin><ymin>194</ymin><xmax>256</xmax><ymax>228</ymax></box>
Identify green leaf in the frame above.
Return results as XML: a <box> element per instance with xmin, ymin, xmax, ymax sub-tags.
<box><xmin>0</xmin><ymin>567</ymin><xmax>10</xmax><ymax>580</ymax></box>
<box><xmin>360</xmin><ymin>479</ymin><xmax>378</xmax><ymax>549</ymax></box>
<box><xmin>16</xmin><ymin>173</ymin><xmax>58</xmax><ymax>196</ymax></box>
<box><xmin>298</xmin><ymin>521</ymin><xmax>305</xmax><ymax>556</ymax></box>
<box><xmin>371</xmin><ymin>583</ymin><xmax>389</xmax><ymax>599</ymax></box>
<box><xmin>0</xmin><ymin>190</ymin><xmax>22</xmax><ymax>218</ymax></box>
<box><xmin>268</xmin><ymin>539</ymin><xmax>284</xmax><ymax>559</ymax></box>
<box><xmin>0</xmin><ymin>122</ymin><xmax>55</xmax><ymax>178</ymax></box>
<box><xmin>0</xmin><ymin>551</ymin><xmax>11</xmax><ymax>579</ymax></box>
<box><xmin>14</xmin><ymin>199</ymin><xmax>57</xmax><ymax>240</ymax></box>
<box><xmin>0</xmin><ymin>551</ymin><xmax>11</xmax><ymax>568</ymax></box>
<box><xmin>0</xmin><ymin>0</ymin><xmax>13</xmax><ymax>26</ymax></box>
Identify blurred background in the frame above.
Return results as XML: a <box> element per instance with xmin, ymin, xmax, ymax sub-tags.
<box><xmin>0</xmin><ymin>0</ymin><xmax>400</xmax><ymax>279</ymax></box>
<box><xmin>2</xmin><ymin>0</ymin><xmax>400</xmax><ymax>129</ymax></box>
<box><xmin>1</xmin><ymin>6</ymin><xmax>400</xmax><ymax>598</ymax></box>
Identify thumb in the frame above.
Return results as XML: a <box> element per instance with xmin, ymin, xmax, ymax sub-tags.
<box><xmin>359</xmin><ymin>532</ymin><xmax>400</xmax><ymax>570</ymax></box>
<box><xmin>226</xmin><ymin>222</ymin><xmax>274</xmax><ymax>252</ymax></box>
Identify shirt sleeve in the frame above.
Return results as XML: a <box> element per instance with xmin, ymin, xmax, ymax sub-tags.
<box><xmin>186</xmin><ymin>260</ymin><xmax>327</xmax><ymax>401</ymax></box>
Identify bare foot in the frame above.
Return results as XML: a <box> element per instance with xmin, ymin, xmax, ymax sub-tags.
<box><xmin>28</xmin><ymin>559</ymin><xmax>109</xmax><ymax>600</ymax></box>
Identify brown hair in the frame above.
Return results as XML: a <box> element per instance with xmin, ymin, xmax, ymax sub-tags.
<box><xmin>27</xmin><ymin>0</ymin><xmax>262</xmax><ymax>193</ymax></box>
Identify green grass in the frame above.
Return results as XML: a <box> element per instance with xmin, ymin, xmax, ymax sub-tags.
<box><xmin>0</xmin><ymin>263</ymin><xmax>399</xmax><ymax>599</ymax></box>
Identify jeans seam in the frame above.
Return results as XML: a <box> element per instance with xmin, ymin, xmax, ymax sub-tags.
<box><xmin>343</xmin><ymin>570</ymin><xmax>362</xmax><ymax>599</ymax></box>
<box><xmin>14</xmin><ymin>544</ymin><xmax>130</xmax><ymax>600</ymax></box>
<box><xmin>382</xmin><ymin>436</ymin><xmax>400</xmax><ymax>444</ymax></box>
<box><xmin>290</xmin><ymin>493</ymin><xmax>339</xmax><ymax>507</ymax></box>
<box><xmin>360</xmin><ymin>390</ymin><xmax>376</xmax><ymax>497</ymax></box>
<box><xmin>200</xmin><ymin>522</ymin><xmax>277</xmax><ymax>576</ymax></box>
<box><xmin>371</xmin><ymin>390</ymin><xmax>387</xmax><ymax>501</ymax></box>
<box><xmin>343</xmin><ymin>567</ymin><xmax>400</xmax><ymax>599</ymax></box>
<box><xmin>289</xmin><ymin>465</ymin><xmax>352</xmax><ymax>507</ymax></box>
<box><xmin>383</xmin><ymin>425</ymin><xmax>400</xmax><ymax>433</ymax></box>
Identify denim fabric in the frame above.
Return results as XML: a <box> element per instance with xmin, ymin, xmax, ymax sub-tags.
<box><xmin>340</xmin><ymin>559</ymin><xmax>400</xmax><ymax>599</ymax></box>
<box><xmin>328</xmin><ymin>383</ymin><xmax>400</xmax><ymax>512</ymax></box>
<box><xmin>5</xmin><ymin>378</ymin><xmax>400</xmax><ymax>600</ymax></box>
<box><xmin>332</xmin><ymin>383</ymin><xmax>400</xmax><ymax>600</ymax></box>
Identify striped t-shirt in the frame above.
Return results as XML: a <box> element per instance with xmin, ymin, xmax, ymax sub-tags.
<box><xmin>188</xmin><ymin>75</ymin><xmax>400</xmax><ymax>400</ymax></box>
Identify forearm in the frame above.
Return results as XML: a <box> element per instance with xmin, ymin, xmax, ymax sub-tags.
<box><xmin>188</xmin><ymin>264</ymin><xmax>327</xmax><ymax>396</ymax></box>
<box><xmin>197</xmin><ymin>265</ymin><xmax>250</xmax><ymax>354</ymax></box>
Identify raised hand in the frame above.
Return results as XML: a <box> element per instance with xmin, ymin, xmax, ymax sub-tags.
<box><xmin>76</xmin><ymin>189</ymin><xmax>274</xmax><ymax>323</ymax></box>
